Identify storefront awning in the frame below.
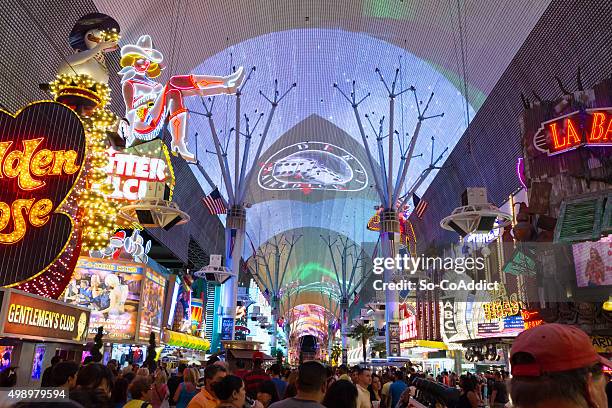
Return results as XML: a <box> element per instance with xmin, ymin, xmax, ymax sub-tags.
<box><xmin>164</xmin><ymin>330</ymin><xmax>210</xmax><ymax>351</ymax></box>
<box><xmin>401</xmin><ymin>340</ymin><xmax>448</xmax><ymax>350</ymax></box>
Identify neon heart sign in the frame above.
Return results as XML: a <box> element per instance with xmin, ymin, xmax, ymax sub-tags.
<box><xmin>0</xmin><ymin>102</ymin><xmax>86</xmax><ymax>288</ymax></box>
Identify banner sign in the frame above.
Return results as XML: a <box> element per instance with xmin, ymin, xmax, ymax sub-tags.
<box><xmin>67</xmin><ymin>257</ymin><xmax>144</xmax><ymax>341</ymax></box>
<box><xmin>388</xmin><ymin>322</ymin><xmax>401</xmax><ymax>357</ymax></box>
<box><xmin>534</xmin><ymin>108</ymin><xmax>612</xmax><ymax>156</ymax></box>
<box><xmin>592</xmin><ymin>336</ymin><xmax>612</xmax><ymax>353</ymax></box>
<box><xmin>221</xmin><ymin>317</ymin><xmax>233</xmax><ymax>341</ymax></box>
<box><xmin>1</xmin><ymin>290</ymin><xmax>89</xmax><ymax>343</ymax></box>
<box><xmin>399</xmin><ymin>314</ymin><xmax>418</xmax><ymax>342</ymax></box>
<box><xmin>0</xmin><ymin>102</ymin><xmax>85</xmax><ymax>286</ymax></box>
<box><xmin>138</xmin><ymin>269</ymin><xmax>166</xmax><ymax>340</ymax></box>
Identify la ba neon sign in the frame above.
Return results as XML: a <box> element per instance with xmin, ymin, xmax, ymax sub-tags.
<box><xmin>534</xmin><ymin>108</ymin><xmax>612</xmax><ymax>155</ymax></box>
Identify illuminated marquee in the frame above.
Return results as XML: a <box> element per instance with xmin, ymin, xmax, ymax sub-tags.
<box><xmin>104</xmin><ymin>140</ymin><xmax>174</xmax><ymax>201</ymax></box>
<box><xmin>0</xmin><ymin>102</ymin><xmax>85</xmax><ymax>287</ymax></box>
<box><xmin>483</xmin><ymin>285</ymin><xmax>522</xmax><ymax>320</ymax></box>
<box><xmin>1</xmin><ymin>290</ymin><xmax>90</xmax><ymax>342</ymax></box>
<box><xmin>534</xmin><ymin>108</ymin><xmax>612</xmax><ymax>156</ymax></box>
<box><xmin>521</xmin><ymin>309</ymin><xmax>544</xmax><ymax>329</ymax></box>
<box><xmin>399</xmin><ymin>313</ymin><xmax>417</xmax><ymax>341</ymax></box>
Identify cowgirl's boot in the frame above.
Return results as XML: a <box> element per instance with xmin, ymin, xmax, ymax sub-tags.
<box><xmin>168</xmin><ymin>109</ymin><xmax>196</xmax><ymax>162</ymax></box>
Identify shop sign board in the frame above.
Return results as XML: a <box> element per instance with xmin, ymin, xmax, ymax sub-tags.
<box><xmin>441</xmin><ymin>300</ymin><xmax>458</xmax><ymax>339</ymax></box>
<box><xmin>534</xmin><ymin>108</ymin><xmax>612</xmax><ymax>156</ymax></box>
<box><xmin>0</xmin><ymin>102</ymin><xmax>86</xmax><ymax>286</ymax></box>
<box><xmin>592</xmin><ymin>336</ymin><xmax>612</xmax><ymax>353</ymax></box>
<box><xmin>0</xmin><ymin>289</ymin><xmax>90</xmax><ymax>343</ymax></box>
<box><xmin>104</xmin><ymin>139</ymin><xmax>174</xmax><ymax>201</ymax></box>
<box><xmin>399</xmin><ymin>314</ymin><xmax>417</xmax><ymax>342</ymax></box>
<box><xmin>521</xmin><ymin>309</ymin><xmax>544</xmax><ymax>329</ymax></box>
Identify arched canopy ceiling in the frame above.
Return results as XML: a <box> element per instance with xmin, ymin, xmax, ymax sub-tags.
<box><xmin>94</xmin><ymin>0</ymin><xmax>553</xmax><ymax>311</ymax></box>
<box><xmin>248</xmin><ymin>227</ymin><xmax>370</xmax><ymax>314</ymax></box>
<box><xmin>95</xmin><ymin>0</ymin><xmax>552</xmax><ymax>110</ymax></box>
<box><xmin>188</xmin><ymin>28</ymin><xmax>475</xmax><ymax>259</ymax></box>
<box><xmin>287</xmin><ymin>304</ymin><xmax>333</xmax><ymax>342</ymax></box>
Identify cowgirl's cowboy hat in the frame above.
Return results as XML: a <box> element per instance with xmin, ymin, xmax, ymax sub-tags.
<box><xmin>120</xmin><ymin>35</ymin><xmax>164</xmax><ymax>64</ymax></box>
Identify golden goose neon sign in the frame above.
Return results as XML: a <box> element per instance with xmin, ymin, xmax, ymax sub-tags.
<box><xmin>0</xmin><ymin>138</ymin><xmax>80</xmax><ymax>244</ymax></box>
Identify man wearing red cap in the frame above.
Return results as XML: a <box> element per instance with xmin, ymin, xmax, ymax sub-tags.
<box><xmin>510</xmin><ymin>323</ymin><xmax>611</xmax><ymax>408</ymax></box>
<box><xmin>244</xmin><ymin>352</ymin><xmax>271</xmax><ymax>399</ymax></box>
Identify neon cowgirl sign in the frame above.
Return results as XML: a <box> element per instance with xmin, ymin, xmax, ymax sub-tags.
<box><xmin>534</xmin><ymin>108</ymin><xmax>612</xmax><ymax>155</ymax></box>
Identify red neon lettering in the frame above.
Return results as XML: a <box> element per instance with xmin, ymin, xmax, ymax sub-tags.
<box><xmin>588</xmin><ymin>112</ymin><xmax>612</xmax><ymax>142</ymax></box>
<box><xmin>549</xmin><ymin>122</ymin><xmax>566</xmax><ymax>151</ymax></box>
<box><xmin>589</xmin><ymin>112</ymin><xmax>606</xmax><ymax>141</ymax></box>
<box><xmin>566</xmin><ymin>119</ymin><xmax>581</xmax><ymax>147</ymax></box>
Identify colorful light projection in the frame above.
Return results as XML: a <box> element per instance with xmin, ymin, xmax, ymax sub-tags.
<box><xmin>0</xmin><ymin>102</ymin><xmax>86</xmax><ymax>297</ymax></box>
<box><xmin>258</xmin><ymin>141</ymin><xmax>368</xmax><ymax>193</ymax></box>
<box><xmin>287</xmin><ymin>304</ymin><xmax>332</xmax><ymax>340</ymax></box>
<box><xmin>117</xmin><ymin>35</ymin><xmax>244</xmax><ymax>162</ymax></box>
<box><xmin>189</xmin><ymin>28</ymin><xmax>475</xmax><ymax>205</ymax></box>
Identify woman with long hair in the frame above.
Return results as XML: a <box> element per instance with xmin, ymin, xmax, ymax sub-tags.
<box><xmin>369</xmin><ymin>373</ymin><xmax>382</xmax><ymax>406</ymax></box>
<box><xmin>586</xmin><ymin>247</ymin><xmax>605</xmax><ymax>286</ymax></box>
<box><xmin>457</xmin><ymin>375</ymin><xmax>480</xmax><ymax>408</ymax></box>
<box><xmin>111</xmin><ymin>377</ymin><xmax>129</xmax><ymax>408</ymax></box>
<box><xmin>150</xmin><ymin>368</ymin><xmax>169</xmax><ymax>408</ymax></box>
<box><xmin>322</xmin><ymin>379</ymin><xmax>358</xmax><ymax>408</ymax></box>
<box><xmin>213</xmin><ymin>375</ymin><xmax>247</xmax><ymax>408</ymax></box>
<box><xmin>283</xmin><ymin>370</ymin><xmax>299</xmax><ymax>399</ymax></box>
<box><xmin>173</xmin><ymin>367</ymin><xmax>198</xmax><ymax>408</ymax></box>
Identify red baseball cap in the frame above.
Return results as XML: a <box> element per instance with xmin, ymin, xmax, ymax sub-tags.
<box><xmin>510</xmin><ymin>323</ymin><xmax>612</xmax><ymax>376</ymax></box>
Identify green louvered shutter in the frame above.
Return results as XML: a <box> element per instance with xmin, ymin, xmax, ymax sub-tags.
<box><xmin>554</xmin><ymin>196</ymin><xmax>605</xmax><ymax>243</ymax></box>
<box><xmin>602</xmin><ymin>193</ymin><xmax>612</xmax><ymax>235</ymax></box>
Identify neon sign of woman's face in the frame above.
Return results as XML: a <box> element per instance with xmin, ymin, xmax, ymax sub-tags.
<box><xmin>134</xmin><ymin>58</ymin><xmax>151</xmax><ymax>73</ymax></box>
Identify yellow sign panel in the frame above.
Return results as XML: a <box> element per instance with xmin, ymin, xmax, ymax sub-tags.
<box><xmin>592</xmin><ymin>336</ymin><xmax>612</xmax><ymax>353</ymax></box>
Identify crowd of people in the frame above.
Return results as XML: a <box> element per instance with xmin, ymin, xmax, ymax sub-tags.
<box><xmin>1</xmin><ymin>325</ymin><xmax>610</xmax><ymax>408</ymax></box>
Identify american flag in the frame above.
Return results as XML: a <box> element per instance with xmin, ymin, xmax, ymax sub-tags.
<box><xmin>202</xmin><ymin>188</ymin><xmax>226</xmax><ymax>214</ymax></box>
<box><xmin>413</xmin><ymin>193</ymin><xmax>428</xmax><ymax>219</ymax></box>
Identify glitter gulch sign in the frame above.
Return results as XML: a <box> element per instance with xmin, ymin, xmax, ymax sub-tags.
<box><xmin>0</xmin><ymin>102</ymin><xmax>85</xmax><ymax>289</ymax></box>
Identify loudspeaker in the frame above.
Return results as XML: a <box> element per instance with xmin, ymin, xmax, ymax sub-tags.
<box><xmin>448</xmin><ymin>220</ymin><xmax>468</xmax><ymax>237</ymax></box>
<box><xmin>476</xmin><ymin>216</ymin><xmax>497</xmax><ymax>232</ymax></box>
<box><xmin>163</xmin><ymin>215</ymin><xmax>182</xmax><ymax>231</ymax></box>
<box><xmin>136</xmin><ymin>209</ymin><xmax>154</xmax><ymax>225</ymax></box>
